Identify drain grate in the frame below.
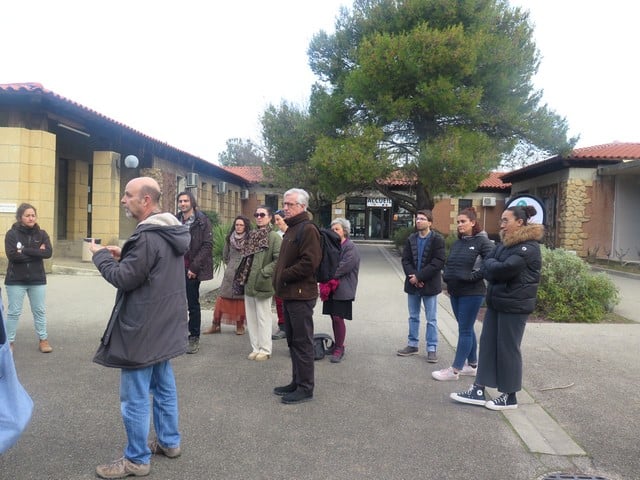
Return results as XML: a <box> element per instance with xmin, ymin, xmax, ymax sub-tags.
<box><xmin>541</xmin><ymin>474</ymin><xmax>609</xmax><ymax>480</ymax></box>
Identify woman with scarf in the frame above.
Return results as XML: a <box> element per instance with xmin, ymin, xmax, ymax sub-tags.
<box><xmin>238</xmin><ymin>206</ymin><xmax>282</xmax><ymax>361</ymax></box>
<box><xmin>203</xmin><ymin>215</ymin><xmax>251</xmax><ymax>335</ymax></box>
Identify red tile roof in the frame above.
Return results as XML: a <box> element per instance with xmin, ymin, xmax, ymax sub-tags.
<box><xmin>478</xmin><ymin>171</ymin><xmax>511</xmax><ymax>189</ymax></box>
<box><xmin>378</xmin><ymin>169</ymin><xmax>510</xmax><ymax>190</ymax></box>
<box><xmin>570</xmin><ymin>142</ymin><xmax>640</xmax><ymax>159</ymax></box>
<box><xmin>222</xmin><ymin>166</ymin><xmax>264</xmax><ymax>183</ymax></box>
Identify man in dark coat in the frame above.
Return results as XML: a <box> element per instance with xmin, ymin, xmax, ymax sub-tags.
<box><xmin>272</xmin><ymin>188</ymin><xmax>322</xmax><ymax>404</ymax></box>
<box><xmin>176</xmin><ymin>191</ymin><xmax>213</xmax><ymax>354</ymax></box>
<box><xmin>90</xmin><ymin>177</ymin><xmax>189</xmax><ymax>479</ymax></box>
<box><xmin>397</xmin><ymin>210</ymin><xmax>446</xmax><ymax>362</ymax></box>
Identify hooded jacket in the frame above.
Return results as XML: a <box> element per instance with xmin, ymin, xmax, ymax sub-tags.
<box><xmin>482</xmin><ymin>224</ymin><xmax>544</xmax><ymax>314</ymax></box>
<box><xmin>243</xmin><ymin>228</ymin><xmax>282</xmax><ymax>299</ymax></box>
<box><xmin>92</xmin><ymin>212</ymin><xmax>190</xmax><ymax>369</ymax></box>
<box><xmin>4</xmin><ymin>223</ymin><xmax>53</xmax><ymax>285</ymax></box>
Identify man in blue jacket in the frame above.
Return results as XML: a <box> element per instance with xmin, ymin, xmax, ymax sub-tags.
<box><xmin>90</xmin><ymin>177</ymin><xmax>189</xmax><ymax>479</ymax></box>
<box><xmin>397</xmin><ymin>210</ymin><xmax>445</xmax><ymax>362</ymax></box>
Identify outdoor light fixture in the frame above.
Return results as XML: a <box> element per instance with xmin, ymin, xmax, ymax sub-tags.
<box><xmin>57</xmin><ymin>122</ymin><xmax>90</xmax><ymax>137</ymax></box>
<box><xmin>115</xmin><ymin>154</ymin><xmax>139</xmax><ymax>170</ymax></box>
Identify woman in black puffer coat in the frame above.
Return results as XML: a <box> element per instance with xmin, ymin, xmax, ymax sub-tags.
<box><xmin>451</xmin><ymin>205</ymin><xmax>543</xmax><ymax>411</ymax></box>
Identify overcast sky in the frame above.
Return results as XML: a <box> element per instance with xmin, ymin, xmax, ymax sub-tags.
<box><xmin>2</xmin><ymin>0</ymin><xmax>638</xmax><ymax>164</ymax></box>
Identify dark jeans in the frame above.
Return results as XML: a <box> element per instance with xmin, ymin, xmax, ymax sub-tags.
<box><xmin>283</xmin><ymin>298</ymin><xmax>316</xmax><ymax>394</ymax></box>
<box><xmin>185</xmin><ymin>276</ymin><xmax>201</xmax><ymax>338</ymax></box>
<box><xmin>450</xmin><ymin>295</ymin><xmax>484</xmax><ymax>370</ymax></box>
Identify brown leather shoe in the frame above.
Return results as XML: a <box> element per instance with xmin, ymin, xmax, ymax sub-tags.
<box><xmin>202</xmin><ymin>324</ymin><xmax>221</xmax><ymax>334</ymax></box>
<box><xmin>235</xmin><ymin>324</ymin><xmax>245</xmax><ymax>335</ymax></box>
<box><xmin>39</xmin><ymin>339</ymin><xmax>53</xmax><ymax>353</ymax></box>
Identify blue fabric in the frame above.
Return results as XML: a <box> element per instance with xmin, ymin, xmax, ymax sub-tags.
<box><xmin>449</xmin><ymin>295</ymin><xmax>484</xmax><ymax>370</ymax></box>
<box><xmin>415</xmin><ymin>232</ymin><xmax>431</xmax><ymax>270</ymax></box>
<box><xmin>120</xmin><ymin>361</ymin><xmax>180</xmax><ymax>464</ymax></box>
<box><xmin>0</xmin><ymin>294</ymin><xmax>34</xmax><ymax>454</ymax></box>
<box><xmin>406</xmin><ymin>293</ymin><xmax>438</xmax><ymax>351</ymax></box>
<box><xmin>5</xmin><ymin>284</ymin><xmax>48</xmax><ymax>342</ymax></box>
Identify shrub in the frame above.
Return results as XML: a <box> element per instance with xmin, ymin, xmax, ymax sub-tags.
<box><xmin>203</xmin><ymin>210</ymin><xmax>221</xmax><ymax>227</ymax></box>
<box><xmin>212</xmin><ymin>223</ymin><xmax>232</xmax><ymax>275</ymax></box>
<box><xmin>536</xmin><ymin>246</ymin><xmax>619</xmax><ymax>323</ymax></box>
<box><xmin>393</xmin><ymin>226</ymin><xmax>414</xmax><ymax>250</ymax></box>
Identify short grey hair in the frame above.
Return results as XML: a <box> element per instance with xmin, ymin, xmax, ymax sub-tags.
<box><xmin>330</xmin><ymin>217</ymin><xmax>351</xmax><ymax>238</ymax></box>
<box><xmin>284</xmin><ymin>188</ymin><xmax>309</xmax><ymax>210</ymax></box>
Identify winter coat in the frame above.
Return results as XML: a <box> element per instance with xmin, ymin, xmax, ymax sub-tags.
<box><xmin>331</xmin><ymin>238</ymin><xmax>360</xmax><ymax>301</ymax></box>
<box><xmin>4</xmin><ymin>223</ymin><xmax>52</xmax><ymax>285</ymax></box>
<box><xmin>401</xmin><ymin>230</ymin><xmax>445</xmax><ymax>296</ymax></box>
<box><xmin>177</xmin><ymin>209</ymin><xmax>213</xmax><ymax>281</ymax></box>
<box><xmin>273</xmin><ymin>212</ymin><xmax>322</xmax><ymax>301</ymax></box>
<box><xmin>482</xmin><ymin>224</ymin><xmax>544</xmax><ymax>314</ymax></box>
<box><xmin>219</xmin><ymin>239</ymin><xmax>246</xmax><ymax>299</ymax></box>
<box><xmin>443</xmin><ymin>231</ymin><xmax>495</xmax><ymax>297</ymax></box>
<box><xmin>92</xmin><ymin>212</ymin><xmax>190</xmax><ymax>369</ymax></box>
<box><xmin>243</xmin><ymin>229</ymin><xmax>282</xmax><ymax>299</ymax></box>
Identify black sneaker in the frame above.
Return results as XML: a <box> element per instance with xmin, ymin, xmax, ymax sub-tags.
<box><xmin>273</xmin><ymin>382</ymin><xmax>297</xmax><ymax>396</ymax></box>
<box><xmin>397</xmin><ymin>346</ymin><xmax>419</xmax><ymax>356</ymax></box>
<box><xmin>450</xmin><ymin>384</ymin><xmax>486</xmax><ymax>406</ymax></box>
<box><xmin>281</xmin><ymin>388</ymin><xmax>313</xmax><ymax>404</ymax></box>
<box><xmin>485</xmin><ymin>393</ymin><xmax>518</xmax><ymax>411</ymax></box>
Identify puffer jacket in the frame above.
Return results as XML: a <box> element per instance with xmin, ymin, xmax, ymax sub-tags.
<box><xmin>92</xmin><ymin>212</ymin><xmax>190</xmax><ymax>369</ymax></box>
<box><xmin>273</xmin><ymin>212</ymin><xmax>321</xmax><ymax>301</ymax></box>
<box><xmin>4</xmin><ymin>223</ymin><xmax>52</xmax><ymax>285</ymax></box>
<box><xmin>177</xmin><ymin>209</ymin><xmax>213</xmax><ymax>281</ymax></box>
<box><xmin>401</xmin><ymin>231</ymin><xmax>445</xmax><ymax>296</ymax></box>
<box><xmin>244</xmin><ymin>229</ymin><xmax>282</xmax><ymax>299</ymax></box>
<box><xmin>482</xmin><ymin>224</ymin><xmax>544</xmax><ymax>314</ymax></box>
<box><xmin>443</xmin><ymin>231</ymin><xmax>495</xmax><ymax>297</ymax></box>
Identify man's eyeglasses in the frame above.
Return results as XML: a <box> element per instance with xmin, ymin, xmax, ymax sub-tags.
<box><xmin>283</xmin><ymin>202</ymin><xmax>299</xmax><ymax>208</ymax></box>
<box><xmin>416</xmin><ymin>218</ymin><xmax>429</xmax><ymax>222</ymax></box>
<box><xmin>254</xmin><ymin>212</ymin><xmax>268</xmax><ymax>218</ymax></box>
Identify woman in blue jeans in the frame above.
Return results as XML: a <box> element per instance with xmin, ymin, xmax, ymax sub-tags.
<box><xmin>433</xmin><ymin>207</ymin><xmax>494</xmax><ymax>381</ymax></box>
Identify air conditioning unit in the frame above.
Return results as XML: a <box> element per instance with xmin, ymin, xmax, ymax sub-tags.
<box><xmin>185</xmin><ymin>172</ymin><xmax>199</xmax><ymax>187</ymax></box>
<box><xmin>482</xmin><ymin>196</ymin><xmax>497</xmax><ymax>207</ymax></box>
<box><xmin>217</xmin><ymin>181</ymin><xmax>227</xmax><ymax>194</ymax></box>
<box><xmin>240</xmin><ymin>189</ymin><xmax>249</xmax><ymax>200</ymax></box>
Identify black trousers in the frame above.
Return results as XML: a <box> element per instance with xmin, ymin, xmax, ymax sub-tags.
<box><xmin>185</xmin><ymin>276</ymin><xmax>201</xmax><ymax>338</ymax></box>
<box><xmin>283</xmin><ymin>299</ymin><xmax>316</xmax><ymax>394</ymax></box>
<box><xmin>476</xmin><ymin>308</ymin><xmax>528</xmax><ymax>393</ymax></box>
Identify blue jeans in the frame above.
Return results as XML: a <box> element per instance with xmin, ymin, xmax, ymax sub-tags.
<box><xmin>120</xmin><ymin>361</ymin><xmax>180</xmax><ymax>464</ymax></box>
<box><xmin>5</xmin><ymin>284</ymin><xmax>48</xmax><ymax>342</ymax></box>
<box><xmin>449</xmin><ymin>295</ymin><xmax>484</xmax><ymax>370</ymax></box>
<box><xmin>406</xmin><ymin>294</ymin><xmax>438</xmax><ymax>352</ymax></box>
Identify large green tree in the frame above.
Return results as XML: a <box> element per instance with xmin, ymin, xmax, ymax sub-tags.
<box><xmin>217</xmin><ymin>138</ymin><xmax>264</xmax><ymax>166</ymax></box>
<box><xmin>306</xmin><ymin>0</ymin><xmax>577</xmax><ymax>211</ymax></box>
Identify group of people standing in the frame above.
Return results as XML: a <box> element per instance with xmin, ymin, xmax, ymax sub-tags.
<box><xmin>397</xmin><ymin>205</ymin><xmax>543</xmax><ymax>412</ymax></box>
<box><xmin>4</xmin><ymin>178</ymin><xmax>541</xmax><ymax>478</ymax></box>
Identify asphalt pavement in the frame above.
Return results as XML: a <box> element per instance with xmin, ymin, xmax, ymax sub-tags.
<box><xmin>0</xmin><ymin>245</ymin><xmax>637</xmax><ymax>480</ymax></box>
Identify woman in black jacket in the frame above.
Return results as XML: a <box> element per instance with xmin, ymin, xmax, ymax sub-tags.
<box><xmin>433</xmin><ymin>208</ymin><xmax>494</xmax><ymax>381</ymax></box>
<box><xmin>451</xmin><ymin>205</ymin><xmax>543</xmax><ymax>410</ymax></box>
<box><xmin>4</xmin><ymin>203</ymin><xmax>53</xmax><ymax>353</ymax></box>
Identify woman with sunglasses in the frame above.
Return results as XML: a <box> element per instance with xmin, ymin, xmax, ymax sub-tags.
<box><xmin>236</xmin><ymin>206</ymin><xmax>282</xmax><ymax>361</ymax></box>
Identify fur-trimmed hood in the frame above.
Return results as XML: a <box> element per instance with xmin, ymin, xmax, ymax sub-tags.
<box><xmin>500</xmin><ymin>223</ymin><xmax>544</xmax><ymax>247</ymax></box>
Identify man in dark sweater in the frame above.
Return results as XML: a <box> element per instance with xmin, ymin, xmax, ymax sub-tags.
<box><xmin>272</xmin><ymin>188</ymin><xmax>322</xmax><ymax>404</ymax></box>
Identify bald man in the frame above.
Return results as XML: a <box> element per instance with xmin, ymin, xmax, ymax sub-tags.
<box><xmin>89</xmin><ymin>177</ymin><xmax>190</xmax><ymax>479</ymax></box>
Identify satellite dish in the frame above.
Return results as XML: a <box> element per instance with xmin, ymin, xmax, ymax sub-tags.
<box><xmin>505</xmin><ymin>194</ymin><xmax>545</xmax><ymax>224</ymax></box>
<box><xmin>124</xmin><ymin>155</ymin><xmax>139</xmax><ymax>168</ymax></box>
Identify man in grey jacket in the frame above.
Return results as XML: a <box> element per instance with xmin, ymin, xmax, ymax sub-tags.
<box><xmin>90</xmin><ymin>177</ymin><xmax>190</xmax><ymax>479</ymax></box>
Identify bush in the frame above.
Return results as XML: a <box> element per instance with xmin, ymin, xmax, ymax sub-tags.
<box><xmin>203</xmin><ymin>210</ymin><xmax>221</xmax><ymax>227</ymax></box>
<box><xmin>392</xmin><ymin>226</ymin><xmax>414</xmax><ymax>250</ymax></box>
<box><xmin>536</xmin><ymin>246</ymin><xmax>619</xmax><ymax>323</ymax></box>
<box><xmin>212</xmin><ymin>223</ymin><xmax>231</xmax><ymax>275</ymax></box>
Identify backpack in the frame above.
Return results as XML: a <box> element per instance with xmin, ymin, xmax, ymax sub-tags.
<box><xmin>295</xmin><ymin>221</ymin><xmax>342</xmax><ymax>283</ymax></box>
<box><xmin>313</xmin><ymin>333</ymin><xmax>335</xmax><ymax>360</ymax></box>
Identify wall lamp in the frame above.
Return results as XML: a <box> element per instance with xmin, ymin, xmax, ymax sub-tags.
<box><xmin>115</xmin><ymin>154</ymin><xmax>140</xmax><ymax>170</ymax></box>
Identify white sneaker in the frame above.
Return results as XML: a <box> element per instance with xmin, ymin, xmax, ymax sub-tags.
<box><xmin>431</xmin><ymin>367</ymin><xmax>459</xmax><ymax>381</ymax></box>
<box><xmin>460</xmin><ymin>364</ymin><xmax>477</xmax><ymax>376</ymax></box>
